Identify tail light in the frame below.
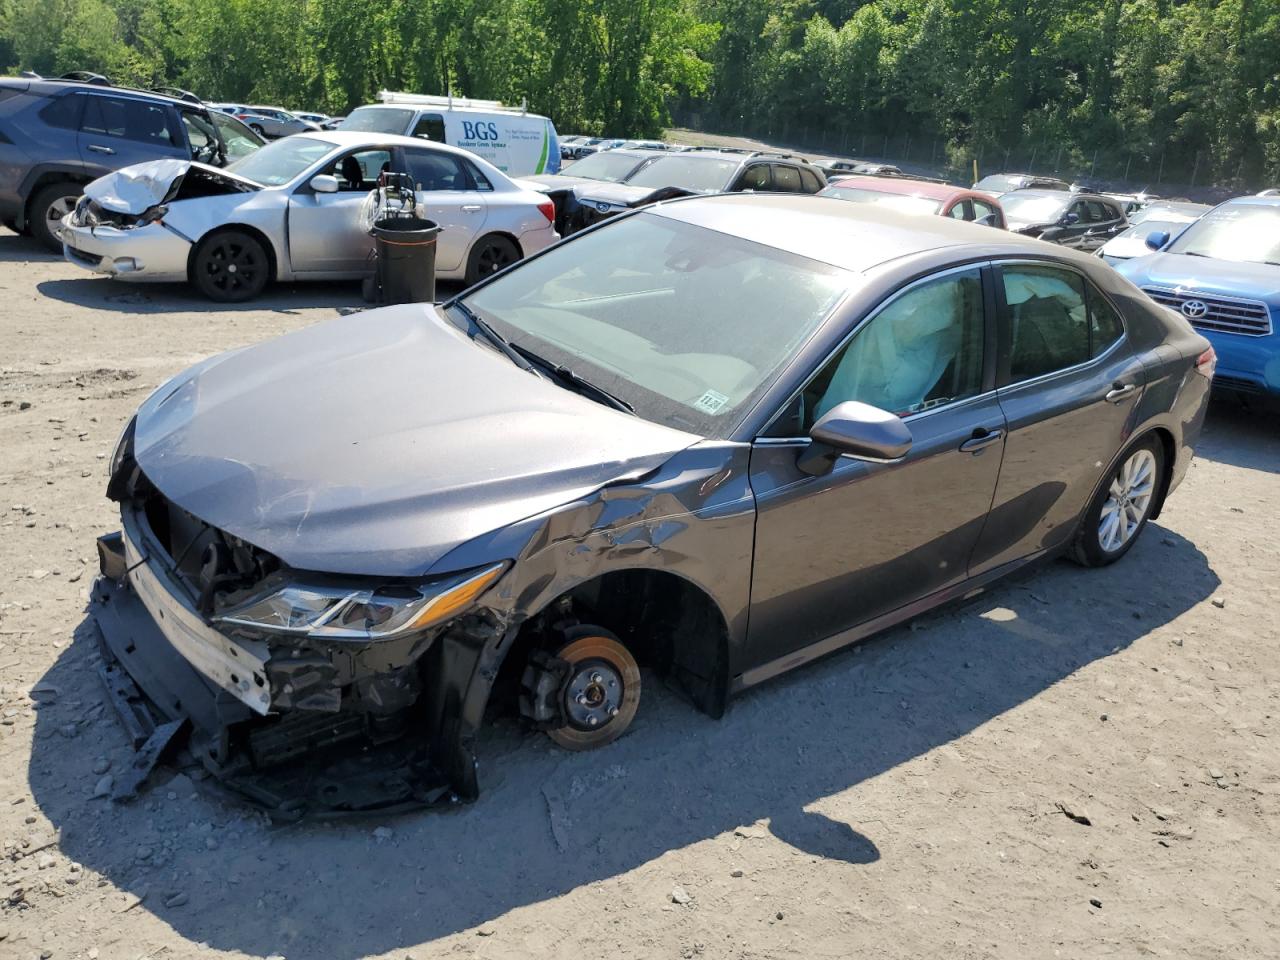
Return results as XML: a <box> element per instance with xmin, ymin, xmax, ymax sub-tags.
<box><xmin>1194</xmin><ymin>346</ymin><xmax>1217</xmax><ymax>379</ymax></box>
<box><xmin>537</xmin><ymin>199</ymin><xmax>555</xmax><ymax>224</ymax></box>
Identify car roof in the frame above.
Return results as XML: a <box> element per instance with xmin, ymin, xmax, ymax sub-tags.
<box><xmin>1004</xmin><ymin>189</ymin><xmax>1077</xmax><ymax>201</ymax></box>
<box><xmin>0</xmin><ymin>77</ymin><xmax>193</xmax><ymax>107</ymax></box>
<box><xmin>647</xmin><ymin>193</ymin><xmax>1076</xmax><ymax>274</ymax></box>
<box><xmin>824</xmin><ymin>175</ymin><xmax>989</xmax><ymax>203</ymax></box>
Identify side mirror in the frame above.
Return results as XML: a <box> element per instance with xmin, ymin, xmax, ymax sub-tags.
<box><xmin>796</xmin><ymin>401</ymin><xmax>913</xmax><ymax>476</ymax></box>
<box><xmin>1145</xmin><ymin>230</ymin><xmax>1170</xmax><ymax>251</ymax></box>
<box><xmin>310</xmin><ymin>174</ymin><xmax>340</xmax><ymax>194</ymax></box>
<box><xmin>1060</xmin><ymin>212</ymin><xmax>1080</xmax><ymax>226</ymax></box>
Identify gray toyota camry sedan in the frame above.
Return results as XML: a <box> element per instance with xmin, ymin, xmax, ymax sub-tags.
<box><xmin>93</xmin><ymin>193</ymin><xmax>1213</xmax><ymax>812</ymax></box>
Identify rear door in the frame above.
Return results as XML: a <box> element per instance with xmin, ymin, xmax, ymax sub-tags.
<box><xmin>403</xmin><ymin>146</ymin><xmax>489</xmax><ymax>273</ymax></box>
<box><xmin>76</xmin><ymin>93</ymin><xmax>186</xmax><ymax>171</ymax></box>
<box><xmin>287</xmin><ymin>145</ymin><xmax>394</xmax><ymax>274</ymax></box>
<box><xmin>969</xmin><ymin>260</ymin><xmax>1144</xmax><ymax>574</ymax></box>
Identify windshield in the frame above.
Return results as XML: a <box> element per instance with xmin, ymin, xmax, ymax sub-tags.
<box><xmin>974</xmin><ymin>175</ymin><xmax>1017</xmax><ymax>193</ymax></box>
<box><xmin>1129</xmin><ymin>204</ymin><xmax>1203</xmax><ymax>227</ymax></box>
<box><xmin>821</xmin><ymin>186</ymin><xmax>941</xmax><ymax>216</ymax></box>
<box><xmin>1001</xmin><ymin>193</ymin><xmax>1069</xmax><ymax>222</ymax></box>
<box><xmin>1167</xmin><ymin>204</ymin><xmax>1280</xmax><ymax>265</ymax></box>
<box><xmin>564</xmin><ymin>151</ymin><xmax>655</xmax><ymax>183</ymax></box>
<box><xmin>225</xmin><ymin>136</ymin><xmax>335</xmax><ymax>185</ymax></box>
<box><xmin>209</xmin><ymin>112</ymin><xmax>264</xmax><ymax>161</ymax></box>
<box><xmin>340</xmin><ymin>107</ymin><xmax>414</xmax><ymax>134</ymax></box>
<box><xmin>626</xmin><ymin>156</ymin><xmax>740</xmax><ymax>193</ymax></box>
<box><xmin>458</xmin><ymin>214</ymin><xmax>851</xmax><ymax>436</ymax></box>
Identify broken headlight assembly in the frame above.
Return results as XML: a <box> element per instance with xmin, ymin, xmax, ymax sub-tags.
<box><xmin>214</xmin><ymin>561</ymin><xmax>508</xmax><ymax>641</ymax></box>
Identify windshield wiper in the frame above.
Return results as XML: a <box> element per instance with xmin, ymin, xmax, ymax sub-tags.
<box><xmin>506</xmin><ymin>343</ymin><xmax>636</xmax><ymax>414</ymax></box>
<box><xmin>452</xmin><ymin>301</ymin><xmax>542</xmax><ymax>377</ymax></box>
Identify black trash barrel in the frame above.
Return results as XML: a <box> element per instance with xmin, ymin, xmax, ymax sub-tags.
<box><xmin>371</xmin><ymin>217</ymin><xmax>441</xmax><ymax>305</ymax></box>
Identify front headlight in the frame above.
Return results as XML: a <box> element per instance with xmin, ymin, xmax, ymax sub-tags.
<box><xmin>214</xmin><ymin>561</ymin><xmax>508</xmax><ymax>641</ymax></box>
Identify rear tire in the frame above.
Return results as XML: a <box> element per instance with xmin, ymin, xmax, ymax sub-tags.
<box><xmin>464</xmin><ymin>234</ymin><xmax>520</xmax><ymax>286</ymax></box>
<box><xmin>191</xmin><ymin>229</ymin><xmax>270</xmax><ymax>302</ymax></box>
<box><xmin>29</xmin><ymin>182</ymin><xmax>82</xmax><ymax>252</ymax></box>
<box><xmin>1071</xmin><ymin>435</ymin><xmax>1164</xmax><ymax>567</ymax></box>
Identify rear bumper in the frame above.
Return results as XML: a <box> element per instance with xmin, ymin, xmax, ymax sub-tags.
<box><xmin>60</xmin><ymin>219</ymin><xmax>190</xmax><ymax>282</ymax></box>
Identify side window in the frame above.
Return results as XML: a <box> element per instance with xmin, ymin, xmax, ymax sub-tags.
<box><xmin>1088</xmin><ymin>284</ymin><xmax>1125</xmax><ymax>357</ymax></box>
<box><xmin>1085</xmin><ymin>200</ymin><xmax>1108</xmax><ymax>222</ymax></box>
<box><xmin>1001</xmin><ymin>264</ymin><xmax>1090</xmax><ymax>382</ymax></box>
<box><xmin>772</xmin><ymin>164</ymin><xmax>802</xmax><ymax>192</ymax></box>
<box><xmin>463</xmin><ymin>159</ymin><xmax>492</xmax><ymax>191</ymax></box>
<box><xmin>799</xmin><ymin>268</ymin><xmax>986</xmax><ymax>426</ymax></box>
<box><xmin>736</xmin><ymin>164</ymin><xmax>770</xmax><ymax>191</ymax></box>
<box><xmin>972</xmin><ymin>199</ymin><xmax>997</xmax><ymax>224</ymax></box>
<box><xmin>82</xmin><ymin>96</ymin><xmax>177</xmax><ymax>146</ymax></box>
<box><xmin>946</xmin><ymin>201</ymin><xmax>970</xmax><ymax>220</ymax></box>
<box><xmin>38</xmin><ymin>94</ymin><xmax>83</xmax><ymax>130</ymax></box>
<box><xmin>411</xmin><ymin>113</ymin><xmax>446</xmax><ymax>142</ymax></box>
<box><xmin>405</xmin><ymin>149</ymin><xmax>469</xmax><ymax>191</ymax></box>
<box><xmin>799</xmin><ymin>167</ymin><xmax>822</xmax><ymax>193</ymax></box>
<box><xmin>329</xmin><ymin>149</ymin><xmax>393</xmax><ymax>190</ymax></box>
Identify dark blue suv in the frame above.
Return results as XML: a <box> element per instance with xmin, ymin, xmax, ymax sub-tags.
<box><xmin>0</xmin><ymin>78</ymin><xmax>241</xmax><ymax>250</ymax></box>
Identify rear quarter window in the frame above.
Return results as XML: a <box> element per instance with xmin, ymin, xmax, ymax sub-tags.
<box><xmin>38</xmin><ymin>94</ymin><xmax>83</xmax><ymax>130</ymax></box>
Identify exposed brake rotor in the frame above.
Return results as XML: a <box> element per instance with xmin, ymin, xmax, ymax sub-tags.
<box><xmin>546</xmin><ymin>631</ymin><xmax>640</xmax><ymax>751</ymax></box>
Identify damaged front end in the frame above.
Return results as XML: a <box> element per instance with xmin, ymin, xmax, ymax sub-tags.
<box><xmin>92</xmin><ymin>440</ymin><xmax>512</xmax><ymax>817</ymax></box>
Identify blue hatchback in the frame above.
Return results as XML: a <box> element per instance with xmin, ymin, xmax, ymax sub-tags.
<box><xmin>1117</xmin><ymin>196</ymin><xmax>1280</xmax><ymax>396</ymax></box>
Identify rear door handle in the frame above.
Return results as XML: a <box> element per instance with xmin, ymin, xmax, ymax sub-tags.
<box><xmin>1105</xmin><ymin>383</ymin><xmax>1137</xmax><ymax>403</ymax></box>
<box><xmin>461</xmin><ymin>204</ymin><xmax>483</xmax><ymax>213</ymax></box>
<box><xmin>959</xmin><ymin>428</ymin><xmax>1004</xmax><ymax>453</ymax></box>
<box><xmin>86</xmin><ymin>144</ymin><xmax>115</xmax><ymax>155</ymax></box>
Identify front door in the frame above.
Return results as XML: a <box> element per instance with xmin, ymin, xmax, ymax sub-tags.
<box><xmin>747</xmin><ymin>265</ymin><xmax>1006</xmax><ymax>668</ymax></box>
<box><xmin>970</xmin><ymin>261</ymin><xmax>1145</xmax><ymax>573</ymax></box>
<box><xmin>287</xmin><ymin>146</ymin><xmax>393</xmax><ymax>275</ymax></box>
<box><xmin>403</xmin><ymin>147</ymin><xmax>489</xmax><ymax>273</ymax></box>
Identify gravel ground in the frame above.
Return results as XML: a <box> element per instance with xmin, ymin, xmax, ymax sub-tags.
<box><xmin>0</xmin><ymin>230</ymin><xmax>1278</xmax><ymax>960</ymax></box>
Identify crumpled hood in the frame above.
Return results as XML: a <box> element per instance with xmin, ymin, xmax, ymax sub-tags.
<box><xmin>132</xmin><ymin>305</ymin><xmax>699</xmax><ymax>577</ymax></box>
<box><xmin>576</xmin><ymin>182</ymin><xmax>665</xmax><ymax>208</ymax></box>
<box><xmin>85</xmin><ymin>159</ymin><xmax>260</xmax><ymax>214</ymax></box>
<box><xmin>1117</xmin><ymin>252</ymin><xmax>1280</xmax><ymax>304</ymax></box>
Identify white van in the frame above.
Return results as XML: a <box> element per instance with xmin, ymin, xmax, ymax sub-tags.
<box><xmin>340</xmin><ymin>92</ymin><xmax>562</xmax><ymax>177</ymax></box>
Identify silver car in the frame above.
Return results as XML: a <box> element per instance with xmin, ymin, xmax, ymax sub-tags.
<box><xmin>60</xmin><ymin>131</ymin><xmax>559</xmax><ymax>301</ymax></box>
<box><xmin>240</xmin><ymin>106</ymin><xmax>319</xmax><ymax>139</ymax></box>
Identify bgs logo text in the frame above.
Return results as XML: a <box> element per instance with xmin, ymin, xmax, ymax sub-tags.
<box><xmin>461</xmin><ymin>121</ymin><xmax>501</xmax><ymax>140</ymax></box>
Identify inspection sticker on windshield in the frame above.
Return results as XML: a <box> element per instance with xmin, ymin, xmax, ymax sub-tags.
<box><xmin>693</xmin><ymin>389</ymin><xmax>729</xmax><ymax>414</ymax></box>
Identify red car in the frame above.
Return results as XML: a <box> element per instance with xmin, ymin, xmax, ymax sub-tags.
<box><xmin>819</xmin><ymin>175</ymin><xmax>1006</xmax><ymax>229</ymax></box>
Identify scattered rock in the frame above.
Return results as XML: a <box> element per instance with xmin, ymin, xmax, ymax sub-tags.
<box><xmin>776</xmin><ymin>911</ymin><xmax>784</xmax><ymax>921</ymax></box>
<box><xmin>1055</xmin><ymin>802</ymin><xmax>1092</xmax><ymax>826</ymax></box>
<box><xmin>164</xmin><ymin>891</ymin><xmax>188</xmax><ymax>908</ymax></box>
<box><xmin>31</xmin><ymin>569</ymin><xmax>50</xmax><ymax>580</ymax></box>
<box><xmin>87</xmin><ymin>950</ymin><xmax>99</xmax><ymax>960</ymax></box>
<box><xmin>91</xmin><ymin>757</ymin><xmax>110</xmax><ymax>776</ymax></box>
<box><xmin>373</xmin><ymin>826</ymin><xmax>393</xmax><ymax>842</ymax></box>
<box><xmin>59</xmin><ymin>723</ymin><xmax>78</xmax><ymax>739</ymax></box>
<box><xmin>1089</xmin><ymin>898</ymin><xmax>1102</xmax><ymax>909</ymax></box>
<box><xmin>730</xmin><ymin>869</ymin><xmax>744</xmax><ymax>878</ymax></box>
<box><xmin>670</xmin><ymin>885</ymin><xmax>691</xmax><ymax>905</ymax></box>
<box><xmin>205</xmin><ymin>837</ymin><xmax>218</xmax><ymax>851</ymax></box>
<box><xmin>19</xmin><ymin>401</ymin><xmax>31</xmax><ymax>410</ymax></box>
<box><xmin>92</xmin><ymin>775</ymin><xmax>113</xmax><ymax>798</ymax></box>
<box><xmin>36</xmin><ymin>853</ymin><xmax>55</xmax><ymax>870</ymax></box>
<box><xmin>1211</xmin><ymin>597</ymin><xmax>1226</xmax><ymax>609</ymax></box>
<box><xmin>1208</xmin><ymin>768</ymin><xmax>1224</xmax><ymax>780</ymax></box>
<box><xmin>476</xmin><ymin>927</ymin><xmax>495</xmax><ymax>937</ymax></box>
<box><xmin>135</xmin><ymin>845</ymin><xmax>152</xmax><ymax>861</ymax></box>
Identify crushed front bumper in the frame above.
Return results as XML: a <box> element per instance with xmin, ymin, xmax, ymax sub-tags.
<box><xmin>90</xmin><ymin>523</ymin><xmax>486</xmax><ymax>817</ymax></box>
<box><xmin>60</xmin><ymin>218</ymin><xmax>191</xmax><ymax>282</ymax></box>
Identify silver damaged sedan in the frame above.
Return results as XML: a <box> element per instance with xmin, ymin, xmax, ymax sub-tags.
<box><xmin>60</xmin><ymin>131</ymin><xmax>559</xmax><ymax>300</ymax></box>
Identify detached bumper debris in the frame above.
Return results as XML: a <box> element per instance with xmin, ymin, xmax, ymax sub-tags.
<box><xmin>90</xmin><ymin>533</ymin><xmax>458</xmax><ymax>818</ymax></box>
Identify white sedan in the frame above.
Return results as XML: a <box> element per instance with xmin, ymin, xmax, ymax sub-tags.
<box><xmin>60</xmin><ymin>131</ymin><xmax>559</xmax><ymax>301</ymax></box>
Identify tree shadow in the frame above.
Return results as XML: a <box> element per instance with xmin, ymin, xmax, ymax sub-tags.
<box><xmin>1194</xmin><ymin>392</ymin><xmax>1280</xmax><ymax>475</ymax></box>
<box><xmin>26</xmin><ymin>525</ymin><xmax>1217</xmax><ymax>959</ymax></box>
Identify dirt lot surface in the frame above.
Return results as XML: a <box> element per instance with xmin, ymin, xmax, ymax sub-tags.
<box><xmin>1</xmin><ymin>231</ymin><xmax>1278</xmax><ymax>960</ymax></box>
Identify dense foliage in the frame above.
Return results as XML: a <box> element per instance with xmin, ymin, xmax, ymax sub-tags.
<box><xmin>2</xmin><ymin>0</ymin><xmax>1277</xmax><ymax>186</ymax></box>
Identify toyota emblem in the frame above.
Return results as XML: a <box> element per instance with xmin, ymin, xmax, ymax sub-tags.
<box><xmin>1181</xmin><ymin>299</ymin><xmax>1209</xmax><ymax>319</ymax></box>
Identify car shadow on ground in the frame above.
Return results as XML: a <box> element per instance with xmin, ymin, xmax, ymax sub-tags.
<box><xmin>1195</xmin><ymin>393</ymin><xmax>1280</xmax><ymax>474</ymax></box>
<box><xmin>26</xmin><ymin>525</ymin><xmax>1218</xmax><ymax>959</ymax></box>
<box><xmin>0</xmin><ymin>233</ymin><xmax>63</xmax><ymax>265</ymax></box>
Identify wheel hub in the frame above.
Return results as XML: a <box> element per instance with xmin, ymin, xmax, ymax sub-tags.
<box><xmin>564</xmin><ymin>661</ymin><xmax>622</xmax><ymax>729</ymax></box>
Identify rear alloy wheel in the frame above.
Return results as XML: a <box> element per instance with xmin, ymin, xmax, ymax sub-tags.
<box><xmin>464</xmin><ymin>235</ymin><xmax>519</xmax><ymax>286</ymax></box>
<box><xmin>192</xmin><ymin>230</ymin><xmax>269</xmax><ymax>302</ymax></box>
<box><xmin>1072</xmin><ymin>436</ymin><xmax>1163</xmax><ymax>567</ymax></box>
<box><xmin>545</xmin><ymin>628</ymin><xmax>641</xmax><ymax>751</ymax></box>
<box><xmin>30</xmin><ymin>182</ymin><xmax>82</xmax><ymax>252</ymax></box>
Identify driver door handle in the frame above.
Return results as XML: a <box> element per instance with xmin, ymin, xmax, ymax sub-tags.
<box><xmin>1105</xmin><ymin>383</ymin><xmax>1137</xmax><ymax>403</ymax></box>
<box><xmin>461</xmin><ymin>204</ymin><xmax>483</xmax><ymax>213</ymax></box>
<box><xmin>959</xmin><ymin>428</ymin><xmax>1004</xmax><ymax>453</ymax></box>
<box><xmin>86</xmin><ymin>144</ymin><xmax>115</xmax><ymax>155</ymax></box>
